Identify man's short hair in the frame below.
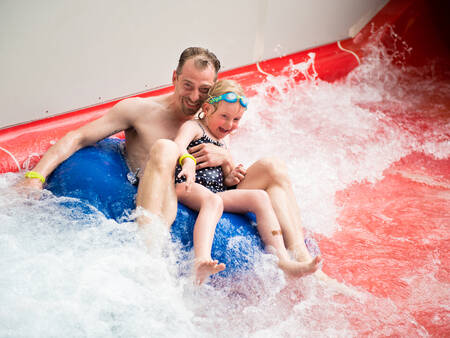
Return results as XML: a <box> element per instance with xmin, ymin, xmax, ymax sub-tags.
<box><xmin>176</xmin><ymin>47</ymin><xmax>221</xmax><ymax>79</ymax></box>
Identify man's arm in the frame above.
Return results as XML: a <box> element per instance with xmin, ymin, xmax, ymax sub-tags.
<box><xmin>21</xmin><ymin>98</ymin><xmax>139</xmax><ymax>188</ymax></box>
<box><xmin>190</xmin><ymin>141</ymin><xmax>246</xmax><ymax>186</ymax></box>
<box><xmin>188</xmin><ymin>142</ymin><xmax>234</xmax><ymax>173</ymax></box>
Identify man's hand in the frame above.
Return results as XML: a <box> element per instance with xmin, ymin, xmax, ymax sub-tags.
<box><xmin>14</xmin><ymin>176</ymin><xmax>45</xmax><ymax>200</ymax></box>
<box><xmin>16</xmin><ymin>176</ymin><xmax>44</xmax><ymax>190</ymax></box>
<box><xmin>188</xmin><ymin>143</ymin><xmax>231</xmax><ymax>170</ymax></box>
<box><xmin>224</xmin><ymin>164</ymin><xmax>246</xmax><ymax>187</ymax></box>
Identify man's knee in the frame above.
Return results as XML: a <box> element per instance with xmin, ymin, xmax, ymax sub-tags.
<box><xmin>148</xmin><ymin>139</ymin><xmax>179</xmax><ymax>171</ymax></box>
<box><xmin>255</xmin><ymin>157</ymin><xmax>290</xmax><ymax>185</ymax></box>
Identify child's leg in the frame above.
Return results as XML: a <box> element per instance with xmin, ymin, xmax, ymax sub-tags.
<box><xmin>176</xmin><ymin>183</ymin><xmax>225</xmax><ymax>284</ymax></box>
<box><xmin>218</xmin><ymin>189</ymin><xmax>321</xmax><ymax>277</ymax></box>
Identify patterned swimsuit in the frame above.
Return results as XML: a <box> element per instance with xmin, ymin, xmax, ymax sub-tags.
<box><xmin>175</xmin><ymin>123</ymin><xmax>226</xmax><ymax>193</ymax></box>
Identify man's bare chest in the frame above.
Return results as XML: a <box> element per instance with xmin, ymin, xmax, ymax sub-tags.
<box><xmin>128</xmin><ymin>119</ymin><xmax>179</xmax><ymax>149</ymax></box>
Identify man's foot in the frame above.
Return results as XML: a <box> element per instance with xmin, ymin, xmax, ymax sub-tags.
<box><xmin>278</xmin><ymin>256</ymin><xmax>322</xmax><ymax>277</ymax></box>
<box><xmin>194</xmin><ymin>258</ymin><xmax>226</xmax><ymax>285</ymax></box>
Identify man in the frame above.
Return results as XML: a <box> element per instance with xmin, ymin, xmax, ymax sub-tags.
<box><xmin>21</xmin><ymin>47</ymin><xmax>316</xmax><ymax>270</ymax></box>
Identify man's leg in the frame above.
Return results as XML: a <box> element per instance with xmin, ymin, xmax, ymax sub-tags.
<box><xmin>135</xmin><ymin>139</ymin><xmax>179</xmax><ymax>227</ymax></box>
<box><xmin>237</xmin><ymin>159</ymin><xmax>363</xmax><ymax>294</ymax></box>
<box><xmin>236</xmin><ymin>157</ymin><xmax>312</xmax><ymax>262</ymax></box>
<box><xmin>219</xmin><ymin>189</ymin><xmax>321</xmax><ymax>277</ymax></box>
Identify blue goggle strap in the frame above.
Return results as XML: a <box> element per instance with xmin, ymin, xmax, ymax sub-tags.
<box><xmin>208</xmin><ymin>92</ymin><xmax>248</xmax><ymax>108</ymax></box>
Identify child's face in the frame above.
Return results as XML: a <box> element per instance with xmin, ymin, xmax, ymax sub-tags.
<box><xmin>205</xmin><ymin>101</ymin><xmax>245</xmax><ymax>139</ymax></box>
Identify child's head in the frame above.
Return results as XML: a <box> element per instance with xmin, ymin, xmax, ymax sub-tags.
<box><xmin>201</xmin><ymin>79</ymin><xmax>248</xmax><ymax>139</ymax></box>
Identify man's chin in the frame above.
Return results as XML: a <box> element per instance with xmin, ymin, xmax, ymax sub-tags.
<box><xmin>183</xmin><ymin>106</ymin><xmax>200</xmax><ymax>116</ymax></box>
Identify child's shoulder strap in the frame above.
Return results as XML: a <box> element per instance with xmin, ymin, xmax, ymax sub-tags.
<box><xmin>195</xmin><ymin>120</ymin><xmax>207</xmax><ymax>137</ymax></box>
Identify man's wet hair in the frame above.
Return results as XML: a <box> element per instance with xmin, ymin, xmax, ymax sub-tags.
<box><xmin>176</xmin><ymin>47</ymin><xmax>221</xmax><ymax>79</ymax></box>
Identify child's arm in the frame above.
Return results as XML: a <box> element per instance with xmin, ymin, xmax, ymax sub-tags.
<box><xmin>174</xmin><ymin>121</ymin><xmax>202</xmax><ymax>191</ymax></box>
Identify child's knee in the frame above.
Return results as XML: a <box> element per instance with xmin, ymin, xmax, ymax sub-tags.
<box><xmin>250</xmin><ymin>190</ymin><xmax>272</xmax><ymax>209</ymax></box>
<box><xmin>204</xmin><ymin>194</ymin><xmax>223</xmax><ymax>213</ymax></box>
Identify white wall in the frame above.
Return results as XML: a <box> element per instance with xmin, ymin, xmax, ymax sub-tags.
<box><xmin>0</xmin><ymin>0</ymin><xmax>388</xmax><ymax>128</ymax></box>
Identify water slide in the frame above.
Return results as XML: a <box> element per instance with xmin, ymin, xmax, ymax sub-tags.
<box><xmin>0</xmin><ymin>0</ymin><xmax>448</xmax><ymax>336</ymax></box>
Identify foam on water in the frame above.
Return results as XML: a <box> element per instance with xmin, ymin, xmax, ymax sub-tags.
<box><xmin>0</xmin><ymin>174</ymin><xmax>199</xmax><ymax>337</ymax></box>
<box><xmin>1</xmin><ymin>30</ymin><xmax>448</xmax><ymax>337</ymax></box>
<box><xmin>231</xmin><ymin>31</ymin><xmax>449</xmax><ymax>236</ymax></box>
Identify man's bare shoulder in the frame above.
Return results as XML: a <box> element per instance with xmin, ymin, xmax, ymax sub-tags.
<box><xmin>115</xmin><ymin>96</ymin><xmax>165</xmax><ymax>114</ymax></box>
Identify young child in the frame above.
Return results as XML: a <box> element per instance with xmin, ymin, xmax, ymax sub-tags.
<box><xmin>174</xmin><ymin>79</ymin><xmax>321</xmax><ymax>284</ymax></box>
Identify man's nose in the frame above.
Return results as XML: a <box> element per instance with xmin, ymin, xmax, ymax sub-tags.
<box><xmin>189</xmin><ymin>90</ymin><xmax>200</xmax><ymax>103</ymax></box>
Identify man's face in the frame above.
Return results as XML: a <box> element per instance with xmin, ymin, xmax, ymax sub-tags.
<box><xmin>173</xmin><ymin>58</ymin><xmax>216</xmax><ymax>116</ymax></box>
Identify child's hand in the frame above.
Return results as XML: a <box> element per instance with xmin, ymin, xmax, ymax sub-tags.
<box><xmin>224</xmin><ymin>164</ymin><xmax>246</xmax><ymax>186</ymax></box>
<box><xmin>178</xmin><ymin>158</ymin><xmax>196</xmax><ymax>192</ymax></box>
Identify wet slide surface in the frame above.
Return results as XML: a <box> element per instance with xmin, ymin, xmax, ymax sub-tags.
<box><xmin>0</xmin><ymin>0</ymin><xmax>448</xmax><ymax>336</ymax></box>
<box><xmin>320</xmin><ymin>132</ymin><xmax>449</xmax><ymax>334</ymax></box>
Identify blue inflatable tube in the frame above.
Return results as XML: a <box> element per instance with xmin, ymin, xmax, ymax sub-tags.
<box><xmin>46</xmin><ymin>138</ymin><xmax>264</xmax><ymax>275</ymax></box>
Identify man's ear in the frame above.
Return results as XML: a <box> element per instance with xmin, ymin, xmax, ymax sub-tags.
<box><xmin>172</xmin><ymin>71</ymin><xmax>178</xmax><ymax>85</ymax></box>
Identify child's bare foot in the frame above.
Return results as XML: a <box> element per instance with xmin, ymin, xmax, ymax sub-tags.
<box><xmin>194</xmin><ymin>258</ymin><xmax>226</xmax><ymax>285</ymax></box>
<box><xmin>278</xmin><ymin>256</ymin><xmax>322</xmax><ymax>277</ymax></box>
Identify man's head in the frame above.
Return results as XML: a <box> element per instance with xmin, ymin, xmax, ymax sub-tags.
<box><xmin>173</xmin><ymin>47</ymin><xmax>221</xmax><ymax>116</ymax></box>
<box><xmin>176</xmin><ymin>47</ymin><xmax>220</xmax><ymax>80</ymax></box>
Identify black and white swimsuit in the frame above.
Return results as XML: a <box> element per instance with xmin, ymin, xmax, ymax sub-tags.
<box><xmin>175</xmin><ymin>123</ymin><xmax>226</xmax><ymax>193</ymax></box>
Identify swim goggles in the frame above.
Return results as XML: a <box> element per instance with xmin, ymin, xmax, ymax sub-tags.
<box><xmin>207</xmin><ymin>92</ymin><xmax>248</xmax><ymax>108</ymax></box>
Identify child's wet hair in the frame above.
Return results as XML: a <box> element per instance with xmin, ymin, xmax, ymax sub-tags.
<box><xmin>206</xmin><ymin>79</ymin><xmax>246</xmax><ymax>113</ymax></box>
<box><xmin>208</xmin><ymin>79</ymin><xmax>245</xmax><ymax>99</ymax></box>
